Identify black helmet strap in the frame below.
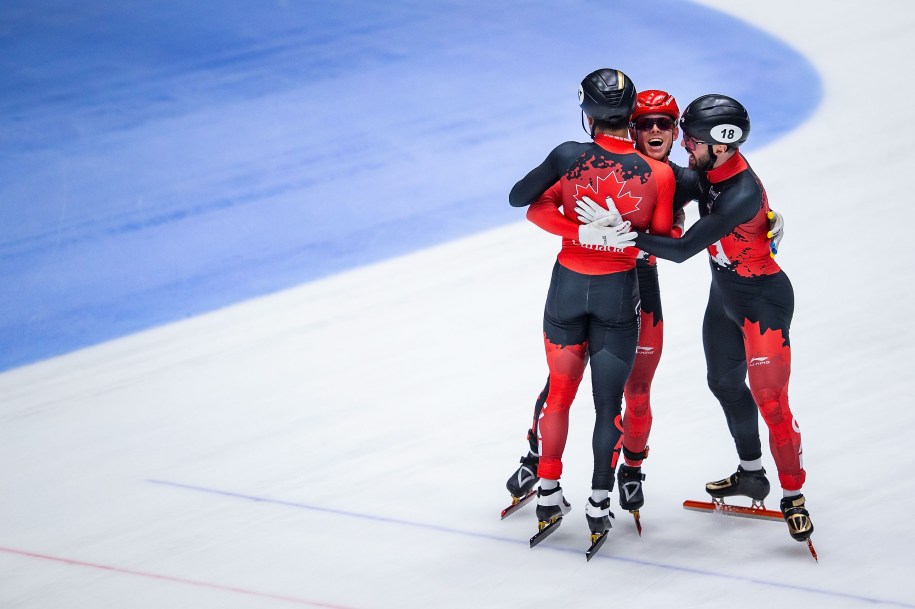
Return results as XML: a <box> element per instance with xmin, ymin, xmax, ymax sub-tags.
<box><xmin>704</xmin><ymin>143</ymin><xmax>718</xmax><ymax>171</ymax></box>
<box><xmin>581</xmin><ymin>111</ymin><xmax>596</xmax><ymax>138</ymax></box>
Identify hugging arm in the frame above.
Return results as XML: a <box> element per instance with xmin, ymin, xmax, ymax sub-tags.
<box><xmin>509</xmin><ymin>142</ymin><xmax>582</xmax><ymax>207</ymax></box>
<box><xmin>634</xmin><ymin>180</ymin><xmax>758</xmax><ymax>263</ymax></box>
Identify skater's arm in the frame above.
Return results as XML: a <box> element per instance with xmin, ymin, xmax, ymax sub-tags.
<box><xmin>634</xmin><ymin>177</ymin><xmax>759</xmax><ymax>263</ymax></box>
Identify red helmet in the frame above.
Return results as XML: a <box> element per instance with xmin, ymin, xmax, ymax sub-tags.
<box><xmin>630</xmin><ymin>89</ymin><xmax>680</xmax><ymax>121</ymax></box>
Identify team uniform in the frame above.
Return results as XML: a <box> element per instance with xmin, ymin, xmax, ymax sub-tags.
<box><xmin>629</xmin><ymin>93</ymin><xmax>813</xmax><ymax>547</ymax></box>
<box><xmin>510</xmin><ymin>159</ymin><xmax>697</xmax><ymax>491</ymax></box>
<box><xmin>635</xmin><ymin>151</ymin><xmax>805</xmax><ymax>492</ymax></box>
<box><xmin>506</xmin><ymin>90</ymin><xmax>697</xmax><ymax>519</ymax></box>
<box><xmin>623</xmin><ymin>161</ymin><xmax>697</xmax><ymax>464</ymax></box>
<box><xmin>508</xmin><ymin>86</ymin><xmax>812</xmax><ymax>549</ymax></box>
<box><xmin>509</xmin><ymin>133</ymin><xmax>675</xmax><ymax>491</ymax></box>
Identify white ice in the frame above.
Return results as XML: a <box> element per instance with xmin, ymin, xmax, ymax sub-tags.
<box><xmin>2</xmin><ymin>1</ymin><xmax>915</xmax><ymax>608</ymax></box>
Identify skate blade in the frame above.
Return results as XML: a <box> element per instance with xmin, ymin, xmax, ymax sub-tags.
<box><xmin>501</xmin><ymin>490</ymin><xmax>536</xmax><ymax>519</ymax></box>
<box><xmin>630</xmin><ymin>510</ymin><xmax>642</xmax><ymax>536</ymax></box>
<box><xmin>585</xmin><ymin>530</ymin><xmax>609</xmax><ymax>561</ymax></box>
<box><xmin>806</xmin><ymin>538</ymin><xmax>818</xmax><ymax>562</ymax></box>
<box><xmin>529</xmin><ymin>517</ymin><xmax>562</xmax><ymax>548</ymax></box>
<box><xmin>683</xmin><ymin>499</ymin><xmax>782</xmax><ymax>521</ymax></box>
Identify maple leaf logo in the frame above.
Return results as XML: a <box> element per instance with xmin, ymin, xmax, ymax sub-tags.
<box><xmin>709</xmin><ymin>239</ymin><xmax>732</xmax><ymax>267</ymax></box>
<box><xmin>574</xmin><ymin>172</ymin><xmax>642</xmax><ymax>217</ymax></box>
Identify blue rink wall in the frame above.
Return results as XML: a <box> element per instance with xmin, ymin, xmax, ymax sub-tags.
<box><xmin>0</xmin><ymin>1</ymin><xmax>821</xmax><ymax>371</ymax></box>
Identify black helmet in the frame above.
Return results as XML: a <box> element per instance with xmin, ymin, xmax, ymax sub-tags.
<box><xmin>578</xmin><ymin>69</ymin><xmax>637</xmax><ymax>122</ymax></box>
<box><xmin>680</xmin><ymin>94</ymin><xmax>750</xmax><ymax>146</ymax></box>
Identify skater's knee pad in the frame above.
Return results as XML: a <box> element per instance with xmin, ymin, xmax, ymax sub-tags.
<box><xmin>707</xmin><ymin>380</ymin><xmax>749</xmax><ymax>407</ymax></box>
<box><xmin>707</xmin><ymin>363</ymin><xmax>751</xmax><ymax>404</ymax></box>
<box><xmin>544</xmin><ymin>379</ymin><xmax>579</xmax><ymax>413</ymax></box>
<box><xmin>753</xmin><ymin>387</ymin><xmax>788</xmax><ymax>426</ymax></box>
<box><xmin>623</xmin><ymin>385</ymin><xmax>651</xmax><ymax>416</ymax></box>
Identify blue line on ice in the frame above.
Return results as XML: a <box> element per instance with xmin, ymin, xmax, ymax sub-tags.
<box><xmin>148</xmin><ymin>479</ymin><xmax>911</xmax><ymax>608</ymax></box>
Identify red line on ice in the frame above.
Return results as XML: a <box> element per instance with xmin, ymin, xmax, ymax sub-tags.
<box><xmin>0</xmin><ymin>545</ymin><xmax>358</xmax><ymax>609</ymax></box>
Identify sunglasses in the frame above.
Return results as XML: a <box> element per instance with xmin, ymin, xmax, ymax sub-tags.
<box><xmin>682</xmin><ymin>134</ymin><xmax>705</xmax><ymax>152</ymax></box>
<box><xmin>633</xmin><ymin>116</ymin><xmax>676</xmax><ymax>132</ymax></box>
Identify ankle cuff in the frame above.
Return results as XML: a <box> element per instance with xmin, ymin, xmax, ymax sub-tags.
<box><xmin>623</xmin><ymin>445</ymin><xmax>649</xmax><ymax>461</ymax></box>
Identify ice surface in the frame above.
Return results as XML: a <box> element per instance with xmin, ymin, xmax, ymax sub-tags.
<box><xmin>2</xmin><ymin>1</ymin><xmax>914</xmax><ymax>608</ymax></box>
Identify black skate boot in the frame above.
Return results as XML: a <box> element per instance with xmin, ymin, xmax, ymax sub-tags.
<box><xmin>529</xmin><ymin>484</ymin><xmax>571</xmax><ymax>548</ymax></box>
<box><xmin>501</xmin><ymin>433</ymin><xmax>540</xmax><ymax>519</ymax></box>
<box><xmin>584</xmin><ymin>496</ymin><xmax>614</xmax><ymax>560</ymax></box>
<box><xmin>706</xmin><ymin>466</ymin><xmax>771</xmax><ymax>506</ymax></box>
<box><xmin>506</xmin><ymin>431</ymin><xmax>540</xmax><ymax>499</ymax></box>
<box><xmin>780</xmin><ymin>494</ymin><xmax>814</xmax><ymax>541</ymax></box>
<box><xmin>506</xmin><ymin>454</ymin><xmax>539</xmax><ymax>499</ymax></box>
<box><xmin>535</xmin><ymin>484</ymin><xmax>571</xmax><ymax>525</ymax></box>
<box><xmin>617</xmin><ymin>464</ymin><xmax>646</xmax><ymax>511</ymax></box>
<box><xmin>585</xmin><ymin>497</ymin><xmax>614</xmax><ymax>535</ymax></box>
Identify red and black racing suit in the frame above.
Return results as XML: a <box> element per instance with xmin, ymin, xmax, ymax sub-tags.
<box><xmin>509</xmin><ymin>134</ymin><xmax>674</xmax><ymax>490</ymax></box>
<box><xmin>520</xmin><ymin>161</ymin><xmax>699</xmax><ymax>472</ymax></box>
<box><xmin>634</xmin><ymin>151</ymin><xmax>805</xmax><ymax>492</ymax></box>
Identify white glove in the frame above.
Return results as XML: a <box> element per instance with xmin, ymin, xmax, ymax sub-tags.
<box><xmin>575</xmin><ymin>196</ymin><xmax>622</xmax><ymax>226</ymax></box>
<box><xmin>578</xmin><ymin>218</ymin><xmax>636</xmax><ymax>251</ymax></box>
<box><xmin>767</xmin><ymin>210</ymin><xmax>784</xmax><ymax>256</ymax></box>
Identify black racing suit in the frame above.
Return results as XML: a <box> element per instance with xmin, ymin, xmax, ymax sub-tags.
<box><xmin>509</xmin><ymin>134</ymin><xmax>674</xmax><ymax>489</ymax></box>
<box><xmin>633</xmin><ymin>152</ymin><xmax>805</xmax><ymax>491</ymax></box>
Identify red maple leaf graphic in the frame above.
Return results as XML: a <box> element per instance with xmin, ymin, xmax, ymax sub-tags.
<box><xmin>574</xmin><ymin>172</ymin><xmax>642</xmax><ymax>217</ymax></box>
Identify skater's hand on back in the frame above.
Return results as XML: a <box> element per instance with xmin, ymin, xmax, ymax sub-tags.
<box><xmin>575</xmin><ymin>196</ymin><xmax>622</xmax><ymax>226</ymax></box>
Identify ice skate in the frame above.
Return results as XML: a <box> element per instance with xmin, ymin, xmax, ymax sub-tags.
<box><xmin>529</xmin><ymin>484</ymin><xmax>570</xmax><ymax>548</ymax></box>
<box><xmin>780</xmin><ymin>494</ymin><xmax>817</xmax><ymax>560</ymax></box>
<box><xmin>585</xmin><ymin>496</ymin><xmax>613</xmax><ymax>535</ymax></box>
<box><xmin>584</xmin><ymin>497</ymin><xmax>614</xmax><ymax>561</ymax></box>
<box><xmin>683</xmin><ymin>490</ymin><xmax>819</xmax><ymax>561</ymax></box>
<box><xmin>535</xmin><ymin>484</ymin><xmax>570</xmax><ymax>524</ymax></box>
<box><xmin>505</xmin><ymin>453</ymin><xmax>539</xmax><ymax>499</ymax></box>
<box><xmin>501</xmin><ymin>433</ymin><xmax>540</xmax><ymax>519</ymax></box>
<box><xmin>706</xmin><ymin>465</ymin><xmax>771</xmax><ymax>509</ymax></box>
<box><xmin>617</xmin><ymin>464</ymin><xmax>645</xmax><ymax>535</ymax></box>
<box><xmin>617</xmin><ymin>464</ymin><xmax>645</xmax><ymax>511</ymax></box>
<box><xmin>780</xmin><ymin>494</ymin><xmax>814</xmax><ymax>540</ymax></box>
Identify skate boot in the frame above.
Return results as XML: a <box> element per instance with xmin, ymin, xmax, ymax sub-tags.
<box><xmin>585</xmin><ymin>497</ymin><xmax>614</xmax><ymax>536</ymax></box>
<box><xmin>780</xmin><ymin>494</ymin><xmax>814</xmax><ymax>541</ymax></box>
<box><xmin>506</xmin><ymin>431</ymin><xmax>540</xmax><ymax>499</ymax></box>
<box><xmin>706</xmin><ymin>466</ymin><xmax>770</xmax><ymax>507</ymax></box>
<box><xmin>506</xmin><ymin>454</ymin><xmax>539</xmax><ymax>499</ymax></box>
<box><xmin>501</xmin><ymin>433</ymin><xmax>541</xmax><ymax>519</ymax></box>
<box><xmin>535</xmin><ymin>484</ymin><xmax>571</xmax><ymax>526</ymax></box>
<box><xmin>528</xmin><ymin>483</ymin><xmax>571</xmax><ymax>548</ymax></box>
<box><xmin>584</xmin><ymin>496</ymin><xmax>615</xmax><ymax>560</ymax></box>
<box><xmin>617</xmin><ymin>464</ymin><xmax>646</xmax><ymax>511</ymax></box>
